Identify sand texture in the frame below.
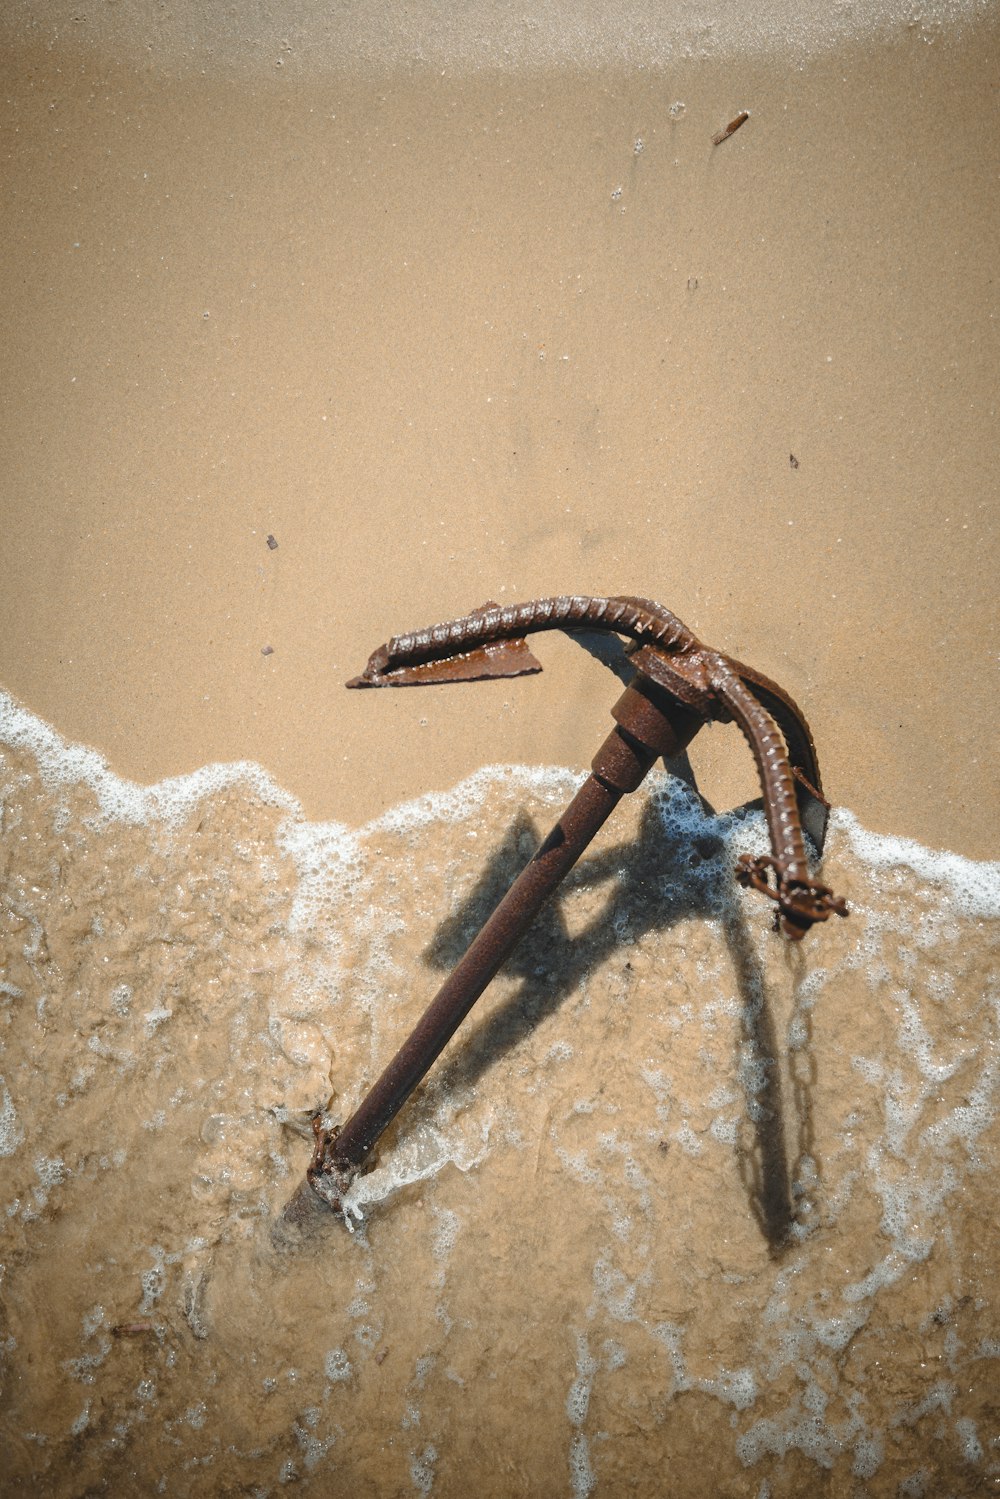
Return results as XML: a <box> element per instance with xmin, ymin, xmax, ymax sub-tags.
<box><xmin>1</xmin><ymin>4</ymin><xmax>999</xmax><ymax>1496</ymax></box>
<box><xmin>1</xmin><ymin>14</ymin><xmax>998</xmax><ymax>855</ymax></box>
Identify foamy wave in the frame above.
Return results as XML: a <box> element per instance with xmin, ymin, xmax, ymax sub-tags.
<box><xmin>342</xmin><ymin>1116</ymin><xmax>493</xmax><ymax>1221</ymax></box>
<box><xmin>832</xmin><ymin>807</ymin><xmax>1000</xmax><ymax>919</ymax></box>
<box><xmin>0</xmin><ymin>0</ymin><xmax>991</xmax><ymax>75</ymax></box>
<box><xmin>3</xmin><ymin>683</ymin><xmax>997</xmax><ymax>932</ymax></box>
<box><xmin>2</xmin><ymin>685</ymin><xmax>999</xmax><ymax>1491</ymax></box>
<box><xmin>0</xmin><ymin>688</ymin><xmax>298</xmax><ymax>828</ymax></box>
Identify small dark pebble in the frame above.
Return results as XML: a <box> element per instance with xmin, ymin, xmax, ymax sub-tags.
<box><xmin>266</xmin><ymin>534</ymin><xmax>278</xmax><ymax>550</ymax></box>
<box><xmin>789</xmin><ymin>453</ymin><xmax>799</xmax><ymax>469</ymax></box>
<box><xmin>261</xmin><ymin>645</ymin><xmax>274</xmax><ymax>656</ymax></box>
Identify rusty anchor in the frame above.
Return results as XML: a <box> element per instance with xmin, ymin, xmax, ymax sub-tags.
<box><xmin>289</xmin><ymin>595</ymin><xmax>847</xmax><ymax>1222</ymax></box>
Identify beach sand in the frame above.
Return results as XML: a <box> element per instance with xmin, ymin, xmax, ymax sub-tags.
<box><xmin>1</xmin><ymin>2</ymin><xmax>997</xmax><ymax>856</ymax></box>
<box><xmin>1</xmin><ymin>3</ymin><xmax>999</xmax><ymax>1495</ymax></box>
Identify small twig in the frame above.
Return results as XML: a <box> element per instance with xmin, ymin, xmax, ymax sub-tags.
<box><xmin>712</xmin><ymin>111</ymin><xmax>750</xmax><ymax>146</ymax></box>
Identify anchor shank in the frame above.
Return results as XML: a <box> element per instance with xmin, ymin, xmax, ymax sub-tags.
<box><xmin>328</xmin><ymin>674</ymin><xmax>702</xmax><ymax>1183</ymax></box>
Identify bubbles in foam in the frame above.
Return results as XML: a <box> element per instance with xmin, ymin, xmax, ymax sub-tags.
<box><xmin>833</xmin><ymin>809</ymin><xmax>1000</xmax><ymax>920</ymax></box>
<box><xmin>69</xmin><ymin>1403</ymin><xmax>91</xmax><ymax>1436</ymax></box>
<box><xmin>409</xmin><ymin>1445</ymin><xmax>437</xmax><ymax>1497</ymax></box>
<box><xmin>110</xmin><ymin>983</ymin><xmax>133</xmax><ymax>1016</ymax></box>
<box><xmin>430</xmin><ymin>1206</ymin><xmax>460</xmax><ymax>1261</ymax></box>
<box><xmin>82</xmin><ymin>1305</ymin><xmax>106</xmax><ymax>1338</ymax></box>
<box><xmin>33</xmin><ymin>1154</ymin><xmax>66</xmax><ymax>1200</ymax></box>
<box><xmin>566</xmin><ymin>1337</ymin><xmax>596</xmax><ymax>1426</ymax></box>
<box><xmin>920</xmin><ymin>1052</ymin><xmax>998</xmax><ymax>1165</ymax></box>
<box><xmin>602</xmin><ymin>1337</ymin><xmax>627</xmax><ymax>1372</ymax></box>
<box><xmin>0</xmin><ymin>1076</ymin><xmax>24</xmax><ymax>1158</ymax></box>
<box><xmin>592</xmin><ymin>1257</ymin><xmax>639</xmax><ymax>1322</ymax></box>
<box><xmin>568</xmin><ymin>1431</ymin><xmax>595</xmax><ymax>1499</ymax></box>
<box><xmin>851</xmin><ymin>1431</ymin><xmax>884</xmax><ymax>1480</ymax></box>
<box><xmin>139</xmin><ymin>1248</ymin><xmax>168</xmax><ymax>1314</ymax></box>
<box><xmin>372</xmin><ymin>763</ymin><xmax>584</xmax><ymax>839</ymax></box>
<box><xmin>323</xmin><ymin>1347</ymin><xmax>352</xmax><ymax>1383</ymax></box>
<box><xmin>955</xmin><ymin>1416</ymin><xmax>984</xmax><ymax>1463</ymax></box>
<box><xmin>565</xmin><ymin>1332</ymin><xmax>599</xmax><ymax>1496</ymax></box>
<box><xmin>674</xmin><ymin>1120</ymin><xmax>702</xmax><ymax>1155</ymax></box>
<box><xmin>555</xmin><ymin>1145</ymin><xmax>601</xmax><ymax>1186</ymax></box>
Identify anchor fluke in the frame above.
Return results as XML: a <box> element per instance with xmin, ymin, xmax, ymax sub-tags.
<box><xmin>346</xmin><ymin>601</ymin><xmax>543</xmax><ymax>688</ymax></box>
<box><xmin>347</xmin><ymin>634</ymin><xmax>542</xmax><ymax>688</ymax></box>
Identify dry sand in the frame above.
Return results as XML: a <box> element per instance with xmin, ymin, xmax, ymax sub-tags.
<box><xmin>1</xmin><ymin>3</ymin><xmax>997</xmax><ymax>855</ymax></box>
<box><xmin>1</xmin><ymin>3</ymin><xmax>999</xmax><ymax>1496</ymax></box>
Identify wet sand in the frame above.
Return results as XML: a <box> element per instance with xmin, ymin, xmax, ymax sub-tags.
<box><xmin>2</xmin><ymin>4</ymin><xmax>1000</xmax><ymax>1497</ymax></box>
<box><xmin>1</xmin><ymin>734</ymin><xmax>998</xmax><ymax>1496</ymax></box>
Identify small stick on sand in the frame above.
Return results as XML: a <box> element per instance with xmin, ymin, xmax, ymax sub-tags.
<box><xmin>712</xmin><ymin>111</ymin><xmax>750</xmax><ymax>146</ymax></box>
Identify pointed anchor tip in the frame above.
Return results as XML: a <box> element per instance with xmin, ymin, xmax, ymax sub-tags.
<box><xmin>345</xmin><ymin>638</ymin><xmax>543</xmax><ymax>688</ymax></box>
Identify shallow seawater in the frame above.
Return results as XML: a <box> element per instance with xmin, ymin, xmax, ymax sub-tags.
<box><xmin>1</xmin><ymin>690</ymin><xmax>999</xmax><ymax>1497</ymax></box>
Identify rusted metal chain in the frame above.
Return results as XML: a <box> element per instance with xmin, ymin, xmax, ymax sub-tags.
<box><xmin>289</xmin><ymin>594</ymin><xmax>847</xmax><ymax>1223</ymax></box>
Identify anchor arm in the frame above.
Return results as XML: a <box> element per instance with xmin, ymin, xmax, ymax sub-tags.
<box><xmin>708</xmin><ymin>659</ymin><xmax>847</xmax><ymax>937</ymax></box>
<box><xmin>346</xmin><ymin>595</ymin><xmax>697</xmax><ymax>688</ymax></box>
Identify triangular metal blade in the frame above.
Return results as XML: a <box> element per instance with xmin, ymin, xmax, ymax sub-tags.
<box><xmin>791</xmin><ymin>766</ymin><xmax>831</xmax><ymax>854</ymax></box>
<box><xmin>347</xmin><ymin>635</ymin><xmax>543</xmax><ymax>688</ymax></box>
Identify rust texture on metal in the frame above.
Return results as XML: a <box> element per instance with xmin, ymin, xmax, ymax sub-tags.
<box><xmin>298</xmin><ymin>594</ymin><xmax>847</xmax><ymax>1219</ymax></box>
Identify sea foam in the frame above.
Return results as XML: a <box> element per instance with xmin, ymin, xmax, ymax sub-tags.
<box><xmin>2</xmin><ymin>686</ymin><xmax>999</xmax><ymax>1493</ymax></box>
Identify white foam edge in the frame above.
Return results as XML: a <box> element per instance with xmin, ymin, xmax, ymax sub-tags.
<box><xmin>0</xmin><ymin>0</ymin><xmax>994</xmax><ymax>77</ymax></box>
<box><xmin>3</xmin><ymin>686</ymin><xmax>998</xmax><ymax>922</ymax></box>
<box><xmin>341</xmin><ymin>1121</ymin><xmax>492</xmax><ymax>1225</ymax></box>
<box><xmin>362</xmin><ymin>762</ymin><xmax>585</xmax><ymax>839</ymax></box>
<box><xmin>831</xmin><ymin>808</ymin><xmax>1000</xmax><ymax>919</ymax></box>
<box><xmin>0</xmin><ymin>688</ymin><xmax>299</xmax><ymax>827</ymax></box>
